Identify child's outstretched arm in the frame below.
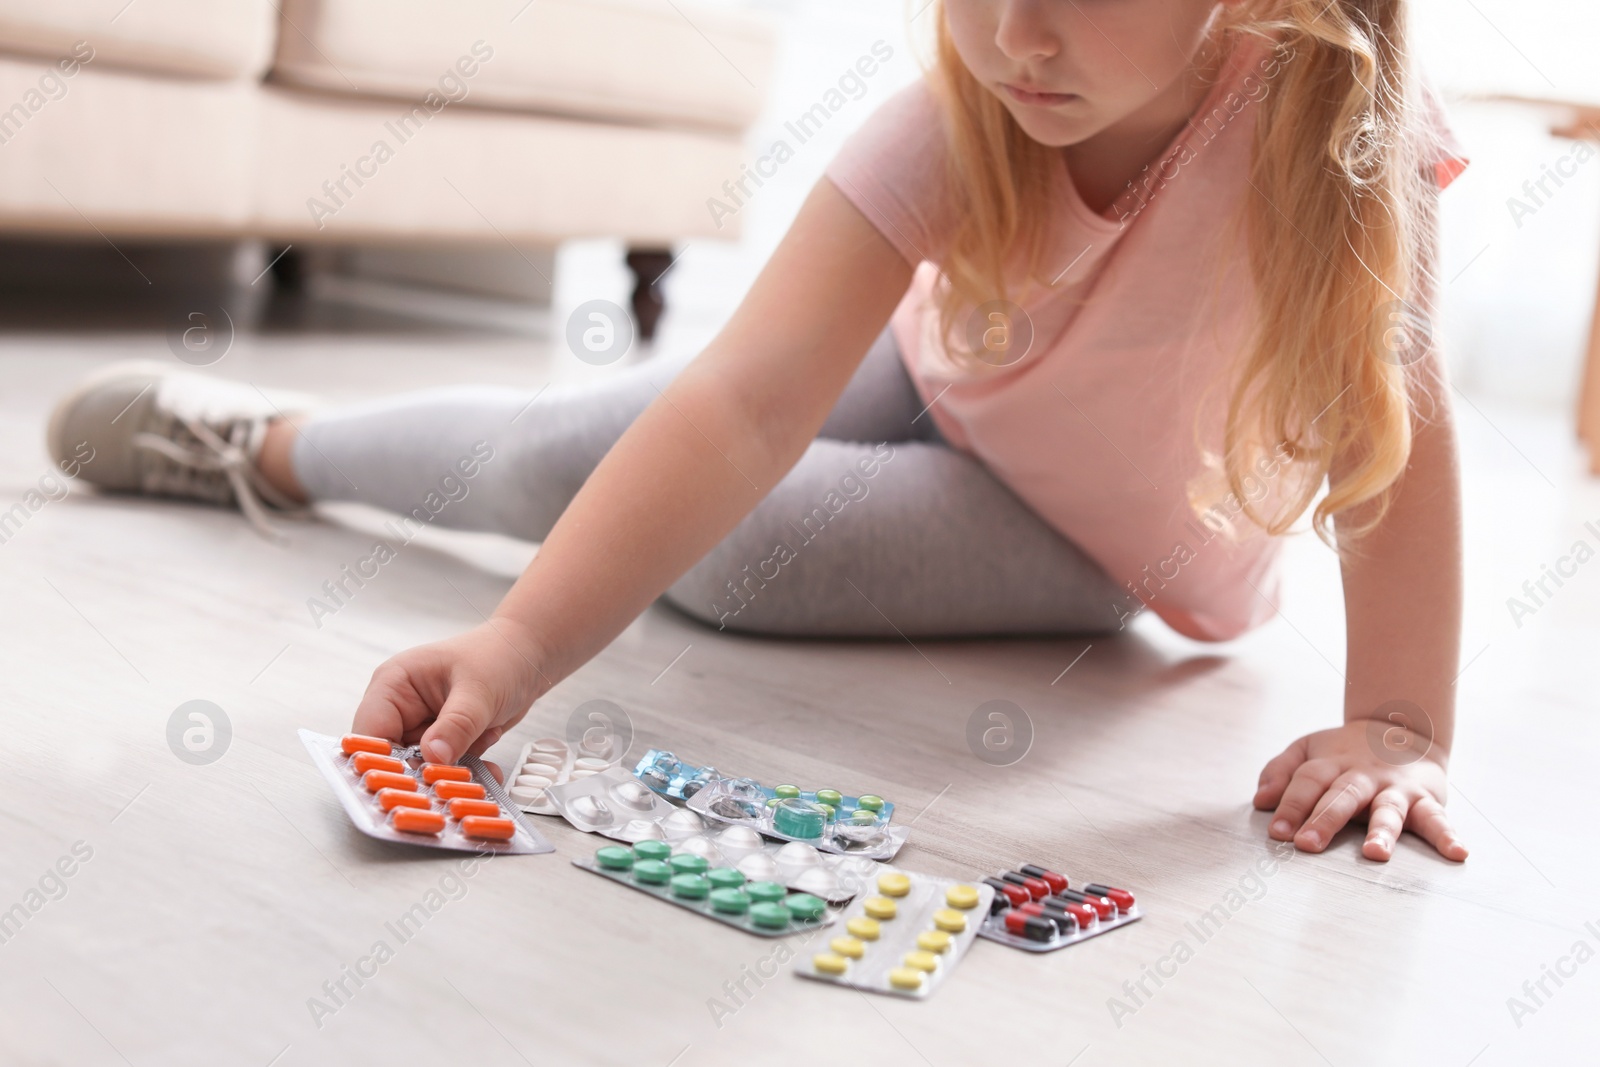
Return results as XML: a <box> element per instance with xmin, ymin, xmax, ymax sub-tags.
<box><xmin>1252</xmin><ymin>348</ymin><xmax>1469</xmax><ymax>864</ymax></box>
<box><xmin>350</xmin><ymin>180</ymin><xmax>914</xmax><ymax>763</ymax></box>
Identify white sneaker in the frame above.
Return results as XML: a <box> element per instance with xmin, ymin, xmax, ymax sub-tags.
<box><xmin>47</xmin><ymin>360</ymin><xmax>317</xmax><ymax>541</ymax></box>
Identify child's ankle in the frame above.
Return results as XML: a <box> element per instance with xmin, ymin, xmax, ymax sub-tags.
<box><xmin>257</xmin><ymin>417</ymin><xmax>310</xmax><ymax>505</ymax></box>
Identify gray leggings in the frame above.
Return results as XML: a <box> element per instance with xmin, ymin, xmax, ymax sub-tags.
<box><xmin>292</xmin><ymin>329</ymin><xmax>1123</xmax><ymax>637</ymax></box>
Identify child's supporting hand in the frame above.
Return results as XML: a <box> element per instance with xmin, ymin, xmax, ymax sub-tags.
<box><xmin>1253</xmin><ymin>722</ymin><xmax>1469</xmax><ymax>863</ymax></box>
<box><xmin>350</xmin><ymin>620</ymin><xmax>546</xmax><ymax>766</ymax></box>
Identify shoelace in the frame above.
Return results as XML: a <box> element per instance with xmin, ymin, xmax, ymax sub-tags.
<box><xmin>133</xmin><ymin>415</ymin><xmax>307</xmax><ymax>543</ymax></box>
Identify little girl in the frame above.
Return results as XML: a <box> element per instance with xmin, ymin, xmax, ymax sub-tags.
<box><xmin>50</xmin><ymin>0</ymin><xmax>1469</xmax><ymax>863</ymax></box>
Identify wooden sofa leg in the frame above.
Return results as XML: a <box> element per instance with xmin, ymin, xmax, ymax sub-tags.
<box><xmin>626</xmin><ymin>247</ymin><xmax>674</xmax><ymax>343</ymax></box>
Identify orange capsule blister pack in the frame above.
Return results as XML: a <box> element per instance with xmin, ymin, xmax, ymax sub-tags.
<box><xmin>298</xmin><ymin>729</ymin><xmax>554</xmax><ymax>855</ymax></box>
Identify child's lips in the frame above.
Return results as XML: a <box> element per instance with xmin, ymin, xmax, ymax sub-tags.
<box><xmin>1001</xmin><ymin>82</ymin><xmax>1078</xmax><ymax>107</ymax></box>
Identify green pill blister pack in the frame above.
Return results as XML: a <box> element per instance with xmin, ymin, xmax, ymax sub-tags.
<box><xmin>574</xmin><ymin>843</ymin><xmax>838</xmax><ymax>938</ymax></box>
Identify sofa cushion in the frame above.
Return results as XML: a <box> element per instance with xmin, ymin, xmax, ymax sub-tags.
<box><xmin>252</xmin><ymin>83</ymin><xmax>745</xmax><ymax>241</ymax></box>
<box><xmin>272</xmin><ymin>0</ymin><xmax>773</xmax><ymax>133</ymax></box>
<box><xmin>0</xmin><ymin>50</ymin><xmax>744</xmax><ymax>245</ymax></box>
<box><xmin>0</xmin><ymin>55</ymin><xmax>256</xmax><ymax>236</ymax></box>
<box><xmin>0</xmin><ymin>0</ymin><xmax>278</xmax><ymax>81</ymax></box>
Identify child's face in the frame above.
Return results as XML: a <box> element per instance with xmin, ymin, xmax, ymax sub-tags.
<box><xmin>945</xmin><ymin>0</ymin><xmax>1226</xmax><ymax>146</ymax></box>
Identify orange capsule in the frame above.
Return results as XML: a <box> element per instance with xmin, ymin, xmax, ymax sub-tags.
<box><xmin>353</xmin><ymin>752</ymin><xmax>406</xmax><ymax>775</ymax></box>
<box><xmin>363</xmin><ymin>770</ymin><xmax>417</xmax><ymax>794</ymax></box>
<box><xmin>390</xmin><ymin>808</ymin><xmax>446</xmax><ymax>835</ymax></box>
<box><xmin>421</xmin><ymin>763</ymin><xmax>472</xmax><ymax>784</ymax></box>
<box><xmin>377</xmin><ymin>788</ymin><xmax>432</xmax><ymax>811</ymax></box>
<box><xmin>447</xmin><ymin>798</ymin><xmax>501</xmax><ymax>820</ymax></box>
<box><xmin>433</xmin><ymin>780</ymin><xmax>485</xmax><ymax>801</ymax></box>
<box><xmin>460</xmin><ymin>815</ymin><xmax>515</xmax><ymax>841</ymax></box>
<box><xmin>341</xmin><ymin>733</ymin><xmax>392</xmax><ymax>756</ymax></box>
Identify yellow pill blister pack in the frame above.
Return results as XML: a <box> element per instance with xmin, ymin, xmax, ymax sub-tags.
<box><xmin>795</xmin><ymin>867</ymin><xmax>993</xmax><ymax>998</ymax></box>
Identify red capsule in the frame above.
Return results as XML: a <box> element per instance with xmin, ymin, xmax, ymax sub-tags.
<box><xmin>983</xmin><ymin>877</ymin><xmax>1029</xmax><ymax>909</ymax></box>
<box><xmin>1020</xmin><ymin>902</ymin><xmax>1077</xmax><ymax>937</ymax></box>
<box><xmin>1046</xmin><ymin>897</ymin><xmax>1097</xmax><ymax>928</ymax></box>
<box><xmin>1020</xmin><ymin>864</ymin><xmax>1070</xmax><ymax>893</ymax></box>
<box><xmin>1036</xmin><ymin>902</ymin><xmax>1081</xmax><ymax>936</ymax></box>
<box><xmin>1001</xmin><ymin>872</ymin><xmax>1050</xmax><ymax>900</ymax></box>
<box><xmin>1056</xmin><ymin>888</ymin><xmax>1116</xmax><ymax>921</ymax></box>
<box><xmin>1084</xmin><ymin>883</ymin><xmax>1136</xmax><ymax>911</ymax></box>
<box><xmin>1004</xmin><ymin>910</ymin><xmax>1056</xmax><ymax>942</ymax></box>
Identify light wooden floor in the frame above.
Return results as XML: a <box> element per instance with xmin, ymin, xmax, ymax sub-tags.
<box><xmin>0</xmin><ymin>324</ymin><xmax>1595</xmax><ymax>1067</ymax></box>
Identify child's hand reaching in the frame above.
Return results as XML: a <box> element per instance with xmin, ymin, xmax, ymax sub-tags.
<box><xmin>350</xmin><ymin>620</ymin><xmax>547</xmax><ymax>766</ymax></box>
<box><xmin>1253</xmin><ymin>722</ymin><xmax>1469</xmax><ymax>863</ymax></box>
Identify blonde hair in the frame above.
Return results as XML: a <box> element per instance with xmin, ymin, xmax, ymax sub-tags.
<box><xmin>927</xmin><ymin>0</ymin><xmax>1438</xmax><ymax>545</ymax></box>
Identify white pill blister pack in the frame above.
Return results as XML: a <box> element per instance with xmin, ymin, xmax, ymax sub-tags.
<box><xmin>687</xmin><ymin>777</ymin><xmax>910</xmax><ymax>861</ymax></box>
<box><xmin>504</xmin><ymin>736</ymin><xmax>617</xmax><ymax>814</ymax></box>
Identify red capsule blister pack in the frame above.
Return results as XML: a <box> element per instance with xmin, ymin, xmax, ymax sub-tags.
<box><xmin>975</xmin><ymin>863</ymin><xmax>1142</xmax><ymax>952</ymax></box>
<box><xmin>299</xmin><ymin>730</ymin><xmax>555</xmax><ymax>855</ymax></box>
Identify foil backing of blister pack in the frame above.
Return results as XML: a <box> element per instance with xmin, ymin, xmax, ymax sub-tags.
<box><xmin>299</xmin><ymin>730</ymin><xmax>553</xmax><ymax>855</ymax></box>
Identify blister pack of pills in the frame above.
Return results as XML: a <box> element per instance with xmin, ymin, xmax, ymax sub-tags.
<box><xmin>687</xmin><ymin>776</ymin><xmax>909</xmax><ymax>860</ymax></box>
<box><xmin>635</xmin><ymin>750</ymin><xmax>897</xmax><ymax>822</ymax></box>
<box><xmin>573</xmin><ymin>842</ymin><xmax>838</xmax><ymax>938</ymax></box>
<box><xmin>505</xmin><ymin>736</ymin><xmax>618</xmax><ymax>814</ymax></box>
<box><xmin>632</xmin><ymin>749</ymin><xmax>722</xmax><ymax>801</ymax></box>
<box><xmin>300</xmin><ymin>731</ymin><xmax>553</xmax><ymax>855</ymax></box>
<box><xmin>545</xmin><ymin>766</ymin><xmax>676</xmax><ymax>831</ymax></box>
<box><xmin>795</xmin><ymin>870</ymin><xmax>992</xmax><ymax>998</ymax></box>
<box><xmin>547</xmin><ymin>768</ymin><xmax>875</xmax><ymax>902</ymax></box>
<box><xmin>974</xmin><ymin>863</ymin><xmax>1141</xmax><ymax>952</ymax></box>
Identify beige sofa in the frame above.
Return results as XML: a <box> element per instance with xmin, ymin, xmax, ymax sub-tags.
<box><xmin>0</xmin><ymin>0</ymin><xmax>775</xmax><ymax>329</ymax></box>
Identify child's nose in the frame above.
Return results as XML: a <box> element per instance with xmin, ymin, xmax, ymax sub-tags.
<box><xmin>994</xmin><ymin>0</ymin><xmax>1061</xmax><ymax>62</ymax></box>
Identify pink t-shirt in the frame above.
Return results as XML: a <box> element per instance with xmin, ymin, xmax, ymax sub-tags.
<box><xmin>826</xmin><ymin>45</ymin><xmax>1465</xmax><ymax>641</ymax></box>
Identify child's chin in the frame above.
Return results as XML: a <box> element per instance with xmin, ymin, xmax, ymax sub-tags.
<box><xmin>1002</xmin><ymin>103</ymin><xmax>1102</xmax><ymax>149</ymax></box>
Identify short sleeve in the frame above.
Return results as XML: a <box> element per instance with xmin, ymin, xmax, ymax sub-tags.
<box><xmin>824</xmin><ymin>78</ymin><xmax>952</xmax><ymax>265</ymax></box>
<box><xmin>1419</xmin><ymin>75</ymin><xmax>1469</xmax><ymax>190</ymax></box>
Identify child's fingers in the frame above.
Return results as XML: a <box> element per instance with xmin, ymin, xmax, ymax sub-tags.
<box><xmin>1253</xmin><ymin>737</ymin><xmax>1310</xmax><ymax>809</ymax></box>
<box><xmin>1362</xmin><ymin>788</ymin><xmax>1410</xmax><ymax>860</ymax></box>
<box><xmin>462</xmin><ymin>726</ymin><xmax>505</xmax><ymax>760</ymax></box>
<box><xmin>1294</xmin><ymin>773</ymin><xmax>1373</xmax><ymax>852</ymax></box>
<box><xmin>352</xmin><ymin>662</ymin><xmax>424</xmax><ymax>741</ymax></box>
<box><xmin>419</xmin><ymin>681</ymin><xmax>497</xmax><ymax>765</ymax></box>
<box><xmin>1268</xmin><ymin>760</ymin><xmax>1340</xmax><ymax>840</ymax></box>
<box><xmin>1407</xmin><ymin>795</ymin><xmax>1469</xmax><ymax>862</ymax></box>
